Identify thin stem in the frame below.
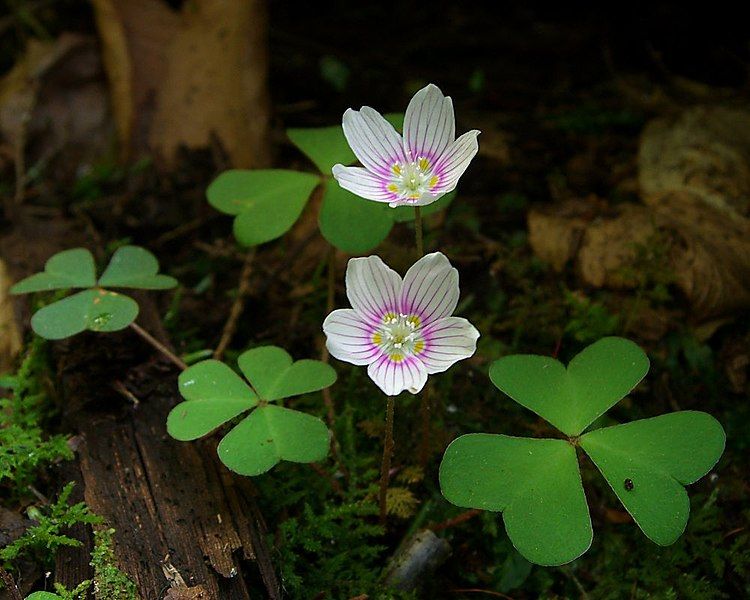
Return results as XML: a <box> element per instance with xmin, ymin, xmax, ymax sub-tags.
<box><xmin>129</xmin><ymin>322</ymin><xmax>187</xmax><ymax>371</ymax></box>
<box><xmin>379</xmin><ymin>395</ymin><xmax>396</xmax><ymax>526</ymax></box>
<box><xmin>215</xmin><ymin>248</ymin><xmax>256</xmax><ymax>360</ymax></box>
<box><xmin>414</xmin><ymin>206</ymin><xmax>424</xmax><ymax>257</ymax></box>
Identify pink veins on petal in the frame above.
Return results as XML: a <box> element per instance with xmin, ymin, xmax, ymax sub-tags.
<box><xmin>332</xmin><ymin>83</ymin><xmax>480</xmax><ymax>208</ymax></box>
<box><xmin>323</xmin><ymin>252</ymin><xmax>479</xmax><ymax>396</ymax></box>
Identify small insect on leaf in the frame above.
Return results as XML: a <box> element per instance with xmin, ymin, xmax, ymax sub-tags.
<box><xmin>624</xmin><ymin>478</ymin><xmax>634</xmax><ymax>491</ymax></box>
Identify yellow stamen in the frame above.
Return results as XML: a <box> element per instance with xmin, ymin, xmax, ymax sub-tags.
<box><xmin>418</xmin><ymin>157</ymin><xmax>430</xmax><ymax>171</ymax></box>
<box><xmin>372</xmin><ymin>332</ymin><xmax>383</xmax><ymax>345</ymax></box>
<box><xmin>429</xmin><ymin>175</ymin><xmax>439</xmax><ymax>188</ymax></box>
<box><xmin>413</xmin><ymin>340</ymin><xmax>425</xmax><ymax>354</ymax></box>
<box><xmin>390</xmin><ymin>353</ymin><xmax>404</xmax><ymax>363</ymax></box>
<box><xmin>392</xmin><ymin>164</ymin><xmax>402</xmax><ymax>176</ymax></box>
<box><xmin>387</xmin><ymin>183</ymin><xmax>399</xmax><ymax>193</ymax></box>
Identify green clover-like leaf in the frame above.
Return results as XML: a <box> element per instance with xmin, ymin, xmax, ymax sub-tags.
<box><xmin>207</xmin><ymin>169</ymin><xmax>320</xmax><ymax>247</ymax></box>
<box><xmin>167</xmin><ymin>347</ymin><xmax>336</xmax><ymax>476</ymax></box>
<box><xmin>167</xmin><ymin>360</ymin><xmax>258</xmax><ymax>441</ymax></box>
<box><xmin>217</xmin><ymin>404</ymin><xmax>330</xmax><ymax>476</ymax></box>
<box><xmin>286</xmin><ymin>113</ymin><xmax>405</xmax><ymax>175</ymax></box>
<box><xmin>580</xmin><ymin>411</ymin><xmax>725</xmax><ymax>545</ymax></box>
<box><xmin>287</xmin><ymin>125</ymin><xmax>356</xmax><ymax>174</ymax></box>
<box><xmin>318</xmin><ymin>180</ymin><xmax>394</xmax><ymax>253</ymax></box>
<box><xmin>26</xmin><ymin>593</ymin><xmax>62</xmax><ymax>600</ymax></box>
<box><xmin>98</xmin><ymin>245</ymin><xmax>177</xmax><ymax>289</ymax></box>
<box><xmin>439</xmin><ymin>434</ymin><xmax>592</xmax><ymax>566</ymax></box>
<box><xmin>10</xmin><ymin>248</ymin><xmax>96</xmax><ymax>294</ymax></box>
<box><xmin>30</xmin><ymin>289</ymin><xmax>138</xmax><ymax>340</ymax></box>
<box><xmin>237</xmin><ymin>346</ymin><xmax>337</xmax><ymax>402</ymax></box>
<box><xmin>490</xmin><ymin>337</ymin><xmax>649</xmax><ymax>436</ymax></box>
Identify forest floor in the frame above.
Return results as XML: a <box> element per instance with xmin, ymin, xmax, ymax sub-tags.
<box><xmin>1</xmin><ymin>3</ymin><xmax>749</xmax><ymax>599</ymax></box>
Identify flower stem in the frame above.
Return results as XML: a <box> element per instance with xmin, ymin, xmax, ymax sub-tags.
<box><xmin>414</xmin><ymin>206</ymin><xmax>424</xmax><ymax>257</ymax></box>
<box><xmin>129</xmin><ymin>322</ymin><xmax>188</xmax><ymax>371</ymax></box>
<box><xmin>379</xmin><ymin>395</ymin><xmax>396</xmax><ymax>526</ymax></box>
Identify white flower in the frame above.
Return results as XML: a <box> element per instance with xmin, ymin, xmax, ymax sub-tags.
<box><xmin>332</xmin><ymin>84</ymin><xmax>480</xmax><ymax>208</ymax></box>
<box><xmin>323</xmin><ymin>252</ymin><xmax>480</xmax><ymax>396</ymax></box>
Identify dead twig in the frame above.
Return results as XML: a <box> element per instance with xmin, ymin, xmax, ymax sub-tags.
<box><xmin>214</xmin><ymin>248</ymin><xmax>256</xmax><ymax>360</ymax></box>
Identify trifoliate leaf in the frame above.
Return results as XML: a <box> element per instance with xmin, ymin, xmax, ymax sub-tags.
<box><xmin>98</xmin><ymin>245</ymin><xmax>177</xmax><ymax>289</ymax></box>
<box><xmin>489</xmin><ymin>337</ymin><xmax>649</xmax><ymax>436</ymax></box>
<box><xmin>30</xmin><ymin>289</ymin><xmax>138</xmax><ymax>340</ymax></box>
<box><xmin>11</xmin><ymin>248</ymin><xmax>96</xmax><ymax>294</ymax></box>
<box><xmin>439</xmin><ymin>434</ymin><xmax>592</xmax><ymax>566</ymax></box>
<box><xmin>237</xmin><ymin>346</ymin><xmax>337</xmax><ymax>402</ymax></box>
<box><xmin>318</xmin><ymin>180</ymin><xmax>394</xmax><ymax>253</ymax></box>
<box><xmin>580</xmin><ymin>411</ymin><xmax>725</xmax><ymax>545</ymax></box>
<box><xmin>207</xmin><ymin>169</ymin><xmax>320</xmax><ymax>247</ymax></box>
<box><xmin>167</xmin><ymin>360</ymin><xmax>258</xmax><ymax>441</ymax></box>
<box><xmin>217</xmin><ymin>405</ymin><xmax>330</xmax><ymax>476</ymax></box>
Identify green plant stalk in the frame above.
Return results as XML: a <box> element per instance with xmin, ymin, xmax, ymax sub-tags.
<box><xmin>414</xmin><ymin>206</ymin><xmax>424</xmax><ymax>257</ymax></box>
<box><xmin>379</xmin><ymin>395</ymin><xmax>396</xmax><ymax>526</ymax></box>
<box><xmin>128</xmin><ymin>322</ymin><xmax>187</xmax><ymax>370</ymax></box>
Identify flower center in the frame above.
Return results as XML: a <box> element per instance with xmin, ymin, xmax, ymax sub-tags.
<box><xmin>372</xmin><ymin>313</ymin><xmax>425</xmax><ymax>362</ymax></box>
<box><xmin>387</xmin><ymin>158</ymin><xmax>439</xmax><ymax>200</ymax></box>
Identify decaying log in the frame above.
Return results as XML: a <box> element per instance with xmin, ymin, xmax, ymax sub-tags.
<box><xmin>50</xmin><ymin>324</ymin><xmax>281</xmax><ymax>599</ymax></box>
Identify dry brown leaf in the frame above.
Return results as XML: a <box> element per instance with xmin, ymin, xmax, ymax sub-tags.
<box><xmin>91</xmin><ymin>0</ymin><xmax>270</xmax><ymax>167</ymax></box>
<box><xmin>0</xmin><ymin>33</ymin><xmax>109</xmax><ymax>196</ymax></box>
<box><xmin>0</xmin><ymin>259</ymin><xmax>22</xmax><ymax>373</ymax></box>
<box><xmin>528</xmin><ymin>193</ymin><xmax>750</xmax><ymax>319</ymax></box>
<box><xmin>639</xmin><ymin>105</ymin><xmax>750</xmax><ymax>219</ymax></box>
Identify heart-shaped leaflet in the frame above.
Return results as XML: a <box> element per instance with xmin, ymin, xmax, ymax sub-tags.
<box><xmin>237</xmin><ymin>346</ymin><xmax>337</xmax><ymax>401</ymax></box>
<box><xmin>440</xmin><ymin>434</ymin><xmax>592</xmax><ymax>566</ymax></box>
<box><xmin>580</xmin><ymin>411</ymin><xmax>725</xmax><ymax>545</ymax></box>
<box><xmin>10</xmin><ymin>248</ymin><xmax>96</xmax><ymax>294</ymax></box>
<box><xmin>218</xmin><ymin>405</ymin><xmax>331</xmax><ymax>476</ymax></box>
<box><xmin>30</xmin><ymin>289</ymin><xmax>139</xmax><ymax>339</ymax></box>
<box><xmin>98</xmin><ymin>245</ymin><xmax>178</xmax><ymax>289</ymax></box>
<box><xmin>489</xmin><ymin>337</ymin><xmax>650</xmax><ymax>436</ymax></box>
<box><xmin>167</xmin><ymin>360</ymin><xmax>258</xmax><ymax>441</ymax></box>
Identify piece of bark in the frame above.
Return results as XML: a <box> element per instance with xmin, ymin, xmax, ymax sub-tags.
<box><xmin>0</xmin><ymin>259</ymin><xmax>22</xmax><ymax>372</ymax></box>
<box><xmin>50</xmin><ymin>327</ymin><xmax>281</xmax><ymax>600</ymax></box>
<box><xmin>91</xmin><ymin>0</ymin><xmax>270</xmax><ymax>168</ymax></box>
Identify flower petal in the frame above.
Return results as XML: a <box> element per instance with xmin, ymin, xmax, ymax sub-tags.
<box><xmin>403</xmin><ymin>83</ymin><xmax>455</xmax><ymax>162</ymax></box>
<box><xmin>323</xmin><ymin>309</ymin><xmax>381</xmax><ymax>366</ymax></box>
<box><xmin>332</xmin><ymin>165</ymin><xmax>397</xmax><ymax>203</ymax></box>
<box><xmin>367</xmin><ymin>355</ymin><xmax>428</xmax><ymax>396</ymax></box>
<box><xmin>400</xmin><ymin>252</ymin><xmax>459</xmax><ymax>325</ymax></box>
<box><xmin>420</xmin><ymin>317</ymin><xmax>480</xmax><ymax>374</ymax></box>
<box><xmin>432</xmin><ymin>130</ymin><xmax>480</xmax><ymax>193</ymax></box>
<box><xmin>346</xmin><ymin>255</ymin><xmax>402</xmax><ymax>323</ymax></box>
<box><xmin>387</xmin><ymin>192</ymin><xmax>441</xmax><ymax>209</ymax></box>
<box><xmin>342</xmin><ymin>107</ymin><xmax>406</xmax><ymax>176</ymax></box>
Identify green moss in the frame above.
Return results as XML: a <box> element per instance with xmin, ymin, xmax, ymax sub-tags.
<box><xmin>0</xmin><ymin>337</ymin><xmax>73</xmax><ymax>496</ymax></box>
<box><xmin>90</xmin><ymin>528</ymin><xmax>138</xmax><ymax>600</ymax></box>
<box><xmin>1</xmin><ymin>483</ymin><xmax>101</xmax><ymax>568</ymax></box>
